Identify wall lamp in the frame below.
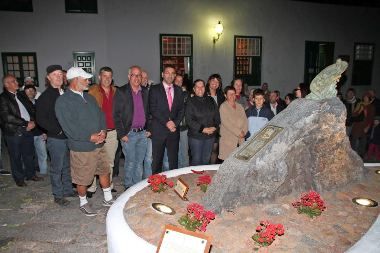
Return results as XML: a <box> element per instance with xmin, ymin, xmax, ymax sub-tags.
<box><xmin>213</xmin><ymin>21</ymin><xmax>223</xmax><ymax>44</ymax></box>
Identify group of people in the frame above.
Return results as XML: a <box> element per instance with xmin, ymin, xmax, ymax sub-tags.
<box><xmin>343</xmin><ymin>88</ymin><xmax>380</xmax><ymax>160</ymax></box>
<box><xmin>1</xmin><ymin>64</ymin><xmax>379</xmax><ymax>217</ymax></box>
<box><xmin>0</xmin><ymin>65</ymin><xmax>114</xmax><ymax>217</ymax></box>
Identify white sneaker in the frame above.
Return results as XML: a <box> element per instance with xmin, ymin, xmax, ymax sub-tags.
<box><xmin>79</xmin><ymin>203</ymin><xmax>97</xmax><ymax>217</ymax></box>
<box><xmin>102</xmin><ymin>199</ymin><xmax>115</xmax><ymax>207</ymax></box>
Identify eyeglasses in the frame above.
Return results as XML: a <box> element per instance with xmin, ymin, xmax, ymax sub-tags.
<box><xmin>130</xmin><ymin>74</ymin><xmax>142</xmax><ymax>78</ymax></box>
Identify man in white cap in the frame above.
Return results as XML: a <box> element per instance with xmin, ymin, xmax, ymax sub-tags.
<box><xmin>55</xmin><ymin>67</ymin><xmax>114</xmax><ymax>216</ymax></box>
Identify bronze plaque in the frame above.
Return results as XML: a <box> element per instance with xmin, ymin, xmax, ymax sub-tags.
<box><xmin>235</xmin><ymin>125</ymin><xmax>283</xmax><ymax>161</ymax></box>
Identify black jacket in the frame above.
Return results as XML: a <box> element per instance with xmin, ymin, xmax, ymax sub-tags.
<box><xmin>369</xmin><ymin>125</ymin><xmax>380</xmax><ymax>145</ymax></box>
<box><xmin>185</xmin><ymin>95</ymin><xmax>220</xmax><ymax>139</ymax></box>
<box><xmin>35</xmin><ymin>86</ymin><xmax>66</xmax><ymax>139</ymax></box>
<box><xmin>113</xmin><ymin>84</ymin><xmax>150</xmax><ymax>139</ymax></box>
<box><xmin>207</xmin><ymin>90</ymin><xmax>225</xmax><ymax>107</ymax></box>
<box><xmin>149</xmin><ymin>83</ymin><xmax>184</xmax><ymax>138</ymax></box>
<box><xmin>0</xmin><ymin>90</ymin><xmax>35</xmax><ymax>136</ymax></box>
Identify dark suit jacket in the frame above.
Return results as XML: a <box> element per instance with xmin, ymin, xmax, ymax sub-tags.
<box><xmin>0</xmin><ymin>90</ymin><xmax>35</xmax><ymax>136</ymax></box>
<box><xmin>149</xmin><ymin>83</ymin><xmax>184</xmax><ymax>137</ymax></box>
<box><xmin>113</xmin><ymin>83</ymin><xmax>150</xmax><ymax>139</ymax></box>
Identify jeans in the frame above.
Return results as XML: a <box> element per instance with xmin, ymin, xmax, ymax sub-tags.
<box><xmin>189</xmin><ymin>137</ymin><xmax>215</xmax><ymax>166</ymax></box>
<box><xmin>34</xmin><ymin>135</ymin><xmax>48</xmax><ymax>174</ymax></box>
<box><xmin>121</xmin><ymin>131</ymin><xmax>148</xmax><ymax>188</ymax></box>
<box><xmin>5</xmin><ymin>132</ymin><xmax>35</xmax><ymax>182</ymax></box>
<box><xmin>351</xmin><ymin>136</ymin><xmax>367</xmax><ymax>157</ymax></box>
<box><xmin>46</xmin><ymin>138</ymin><xmax>73</xmax><ymax>198</ymax></box>
<box><xmin>178</xmin><ymin>130</ymin><xmax>189</xmax><ymax>168</ymax></box>
<box><xmin>143</xmin><ymin>138</ymin><xmax>153</xmax><ymax>178</ymax></box>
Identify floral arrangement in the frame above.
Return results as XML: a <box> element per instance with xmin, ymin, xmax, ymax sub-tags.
<box><xmin>292</xmin><ymin>191</ymin><xmax>326</xmax><ymax>218</ymax></box>
<box><xmin>252</xmin><ymin>220</ymin><xmax>285</xmax><ymax>247</ymax></box>
<box><xmin>147</xmin><ymin>174</ymin><xmax>174</xmax><ymax>192</ymax></box>
<box><xmin>178</xmin><ymin>203</ymin><xmax>216</xmax><ymax>232</ymax></box>
<box><xmin>197</xmin><ymin>174</ymin><xmax>212</xmax><ymax>192</ymax></box>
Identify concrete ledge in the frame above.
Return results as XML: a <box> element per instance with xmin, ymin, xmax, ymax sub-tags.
<box><xmin>107</xmin><ymin>163</ymin><xmax>380</xmax><ymax>253</ymax></box>
<box><xmin>106</xmin><ymin>165</ymin><xmax>219</xmax><ymax>253</ymax></box>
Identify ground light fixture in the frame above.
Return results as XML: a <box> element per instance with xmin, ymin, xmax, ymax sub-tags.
<box><xmin>213</xmin><ymin>21</ymin><xmax>223</xmax><ymax>43</ymax></box>
<box><xmin>375</xmin><ymin>169</ymin><xmax>380</xmax><ymax>175</ymax></box>
<box><xmin>152</xmin><ymin>203</ymin><xmax>176</xmax><ymax>215</ymax></box>
<box><xmin>352</xmin><ymin>197</ymin><xmax>378</xmax><ymax>207</ymax></box>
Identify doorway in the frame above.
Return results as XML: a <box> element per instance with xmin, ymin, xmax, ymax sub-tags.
<box><xmin>304</xmin><ymin>41</ymin><xmax>335</xmax><ymax>85</ymax></box>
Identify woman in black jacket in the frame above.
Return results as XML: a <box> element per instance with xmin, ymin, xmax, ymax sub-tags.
<box><xmin>206</xmin><ymin>74</ymin><xmax>224</xmax><ymax>164</ymax></box>
<box><xmin>186</xmin><ymin>79</ymin><xmax>221</xmax><ymax>166</ymax></box>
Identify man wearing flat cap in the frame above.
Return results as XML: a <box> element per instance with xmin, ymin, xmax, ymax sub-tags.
<box><xmin>36</xmin><ymin>65</ymin><xmax>75</xmax><ymax>206</ymax></box>
<box><xmin>55</xmin><ymin>67</ymin><xmax>114</xmax><ymax>217</ymax></box>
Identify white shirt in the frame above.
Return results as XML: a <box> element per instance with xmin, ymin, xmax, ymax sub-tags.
<box><xmin>13</xmin><ymin>92</ymin><xmax>30</xmax><ymax>121</ymax></box>
<box><xmin>270</xmin><ymin>102</ymin><xmax>278</xmax><ymax>115</ymax></box>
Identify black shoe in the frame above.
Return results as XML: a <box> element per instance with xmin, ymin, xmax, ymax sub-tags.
<box><xmin>16</xmin><ymin>180</ymin><xmax>27</xmax><ymax>187</ymax></box>
<box><xmin>54</xmin><ymin>197</ymin><xmax>70</xmax><ymax>206</ymax></box>
<box><xmin>0</xmin><ymin>170</ymin><xmax>11</xmax><ymax>176</ymax></box>
<box><xmin>86</xmin><ymin>191</ymin><xmax>94</xmax><ymax>198</ymax></box>
<box><xmin>26</xmin><ymin>175</ymin><xmax>44</xmax><ymax>181</ymax></box>
<box><xmin>111</xmin><ymin>189</ymin><xmax>117</xmax><ymax>193</ymax></box>
<box><xmin>64</xmin><ymin>192</ymin><xmax>78</xmax><ymax>198</ymax></box>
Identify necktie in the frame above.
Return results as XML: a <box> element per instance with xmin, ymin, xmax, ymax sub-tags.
<box><xmin>167</xmin><ymin>86</ymin><xmax>173</xmax><ymax>111</ymax></box>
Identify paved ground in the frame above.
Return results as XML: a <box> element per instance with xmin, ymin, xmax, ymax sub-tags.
<box><xmin>0</xmin><ymin>151</ymin><xmax>124</xmax><ymax>253</ymax></box>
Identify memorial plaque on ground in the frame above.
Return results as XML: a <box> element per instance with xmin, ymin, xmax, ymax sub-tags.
<box><xmin>156</xmin><ymin>224</ymin><xmax>211</xmax><ymax>253</ymax></box>
<box><xmin>174</xmin><ymin>178</ymin><xmax>189</xmax><ymax>201</ymax></box>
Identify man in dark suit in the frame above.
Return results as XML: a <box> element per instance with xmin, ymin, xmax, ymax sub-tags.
<box><xmin>0</xmin><ymin>74</ymin><xmax>43</xmax><ymax>186</ymax></box>
<box><xmin>149</xmin><ymin>66</ymin><xmax>184</xmax><ymax>174</ymax></box>
<box><xmin>268</xmin><ymin>90</ymin><xmax>286</xmax><ymax>115</ymax></box>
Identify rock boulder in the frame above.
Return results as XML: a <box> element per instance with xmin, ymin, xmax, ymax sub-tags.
<box><xmin>202</xmin><ymin>98</ymin><xmax>364</xmax><ymax>213</ymax></box>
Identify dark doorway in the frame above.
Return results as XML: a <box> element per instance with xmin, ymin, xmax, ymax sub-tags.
<box><xmin>304</xmin><ymin>41</ymin><xmax>335</xmax><ymax>84</ymax></box>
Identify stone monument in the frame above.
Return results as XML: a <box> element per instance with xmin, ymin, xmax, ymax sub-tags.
<box><xmin>203</xmin><ymin>59</ymin><xmax>364</xmax><ymax>213</ymax></box>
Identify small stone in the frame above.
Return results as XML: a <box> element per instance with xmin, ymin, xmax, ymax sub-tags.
<box><xmin>264</xmin><ymin>206</ymin><xmax>284</xmax><ymax>216</ymax></box>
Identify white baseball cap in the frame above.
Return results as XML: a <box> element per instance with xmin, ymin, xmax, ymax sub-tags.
<box><xmin>66</xmin><ymin>67</ymin><xmax>93</xmax><ymax>80</ymax></box>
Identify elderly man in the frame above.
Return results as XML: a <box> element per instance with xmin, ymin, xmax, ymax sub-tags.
<box><xmin>87</xmin><ymin>67</ymin><xmax>118</xmax><ymax>197</ymax></box>
<box><xmin>113</xmin><ymin>66</ymin><xmax>150</xmax><ymax>189</ymax></box>
<box><xmin>55</xmin><ymin>67</ymin><xmax>114</xmax><ymax>216</ymax></box>
<box><xmin>0</xmin><ymin>74</ymin><xmax>43</xmax><ymax>186</ymax></box>
<box><xmin>36</xmin><ymin>65</ymin><xmax>74</xmax><ymax>206</ymax></box>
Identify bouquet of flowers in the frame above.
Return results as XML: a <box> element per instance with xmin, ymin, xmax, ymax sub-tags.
<box><xmin>197</xmin><ymin>174</ymin><xmax>212</xmax><ymax>192</ymax></box>
<box><xmin>292</xmin><ymin>191</ymin><xmax>326</xmax><ymax>218</ymax></box>
<box><xmin>147</xmin><ymin>174</ymin><xmax>174</xmax><ymax>192</ymax></box>
<box><xmin>178</xmin><ymin>203</ymin><xmax>216</xmax><ymax>232</ymax></box>
<box><xmin>252</xmin><ymin>220</ymin><xmax>285</xmax><ymax>247</ymax></box>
